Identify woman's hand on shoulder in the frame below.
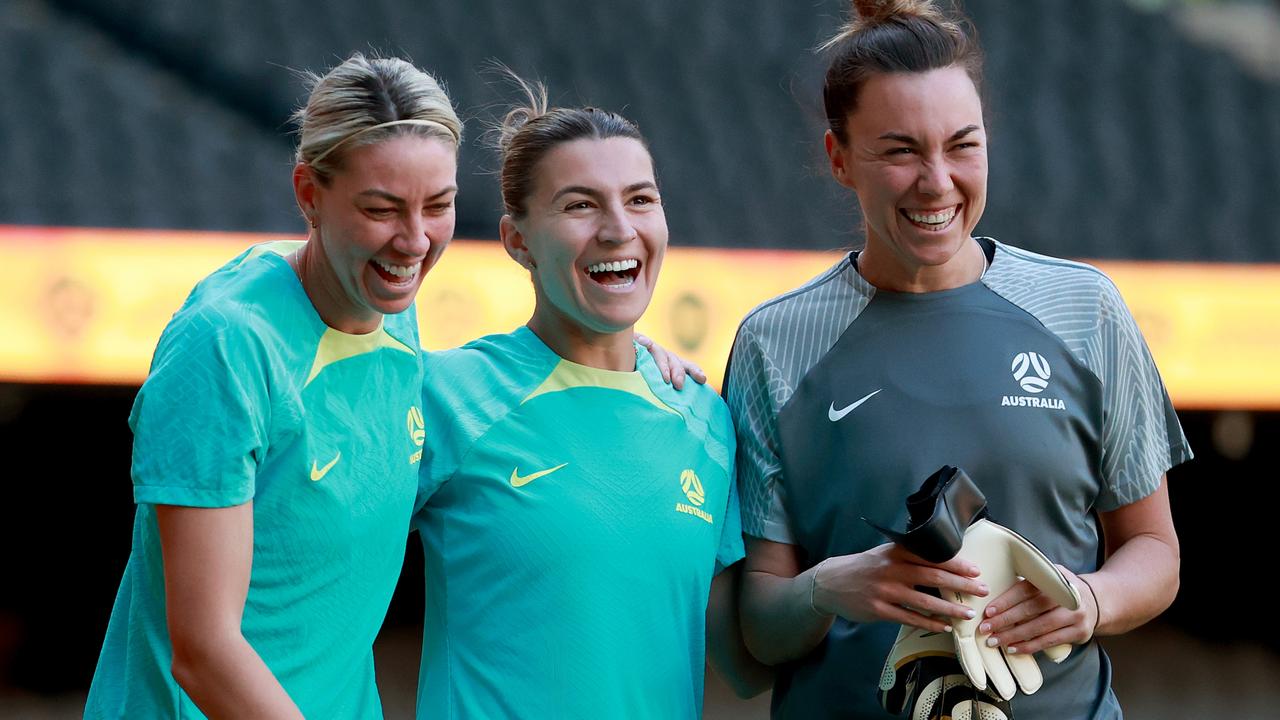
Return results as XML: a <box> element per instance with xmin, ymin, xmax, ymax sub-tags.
<box><xmin>636</xmin><ymin>333</ymin><xmax>707</xmax><ymax>389</ymax></box>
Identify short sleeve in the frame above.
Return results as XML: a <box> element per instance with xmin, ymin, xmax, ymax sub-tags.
<box><xmin>724</xmin><ymin>321</ymin><xmax>796</xmax><ymax>543</ymax></box>
<box><xmin>714</xmin><ymin>438</ymin><xmax>746</xmax><ymax>574</ymax></box>
<box><xmin>129</xmin><ymin>306</ymin><xmax>269</xmax><ymax>507</ymax></box>
<box><xmin>1094</xmin><ymin>279</ymin><xmax>1193</xmax><ymax>511</ymax></box>
<box><xmin>415</xmin><ymin>349</ymin><xmax>486</xmax><ymax>513</ymax></box>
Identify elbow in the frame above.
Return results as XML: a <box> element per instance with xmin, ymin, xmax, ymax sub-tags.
<box><xmin>168</xmin><ymin>627</ymin><xmax>232</xmax><ymax>696</ymax></box>
<box><xmin>169</xmin><ymin>644</ymin><xmax>204</xmax><ymax>696</ymax></box>
<box><xmin>1159</xmin><ymin>562</ymin><xmax>1181</xmax><ymax>617</ymax></box>
<box><xmin>726</xmin><ymin>670</ymin><xmax>774</xmax><ymax>700</ymax></box>
<box><xmin>741</xmin><ymin>623</ymin><xmax>784</xmax><ymax>667</ymax></box>
<box><xmin>1155</xmin><ymin>538</ymin><xmax>1182</xmax><ymax>616</ymax></box>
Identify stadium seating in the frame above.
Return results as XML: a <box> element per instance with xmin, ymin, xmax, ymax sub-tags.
<box><xmin>1</xmin><ymin>0</ymin><xmax>1277</xmax><ymax>260</ymax></box>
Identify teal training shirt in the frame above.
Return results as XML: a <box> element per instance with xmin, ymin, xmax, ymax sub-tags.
<box><xmin>85</xmin><ymin>242</ymin><xmax>425</xmax><ymax>719</ymax></box>
<box><xmin>413</xmin><ymin>326</ymin><xmax>744</xmax><ymax>720</ymax></box>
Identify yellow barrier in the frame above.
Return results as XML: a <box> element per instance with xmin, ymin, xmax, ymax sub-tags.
<box><xmin>2</xmin><ymin>226</ymin><xmax>1277</xmax><ymax>409</ymax></box>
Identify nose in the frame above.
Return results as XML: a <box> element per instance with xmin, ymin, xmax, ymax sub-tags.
<box><xmin>917</xmin><ymin>155</ymin><xmax>955</xmax><ymax>197</ymax></box>
<box><xmin>597</xmin><ymin>202</ymin><xmax>638</xmax><ymax>245</ymax></box>
<box><xmin>398</xmin><ymin>212</ymin><xmax>434</xmax><ymax>256</ymax></box>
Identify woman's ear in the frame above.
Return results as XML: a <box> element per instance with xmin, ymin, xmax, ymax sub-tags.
<box><xmin>292</xmin><ymin>162</ymin><xmax>320</xmax><ymax>227</ymax></box>
<box><xmin>825</xmin><ymin>130</ymin><xmax>856</xmax><ymax>191</ymax></box>
<box><xmin>500</xmin><ymin>215</ymin><xmax>536</xmax><ymax>270</ymax></box>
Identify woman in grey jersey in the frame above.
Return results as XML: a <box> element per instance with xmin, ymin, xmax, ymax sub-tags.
<box><xmin>725</xmin><ymin>1</ymin><xmax>1190</xmax><ymax>718</ymax></box>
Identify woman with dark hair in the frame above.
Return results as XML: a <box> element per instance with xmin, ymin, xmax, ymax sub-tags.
<box><xmin>411</xmin><ymin>76</ymin><xmax>768</xmax><ymax>719</ymax></box>
<box><xmin>726</xmin><ymin>1</ymin><xmax>1190</xmax><ymax>717</ymax></box>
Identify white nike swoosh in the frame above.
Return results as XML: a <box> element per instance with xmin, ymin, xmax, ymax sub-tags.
<box><xmin>828</xmin><ymin>389</ymin><xmax>882</xmax><ymax>422</ymax></box>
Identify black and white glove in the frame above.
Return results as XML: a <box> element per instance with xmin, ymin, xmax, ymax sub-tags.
<box><xmin>879</xmin><ymin>624</ymin><xmax>1011</xmax><ymax>719</ymax></box>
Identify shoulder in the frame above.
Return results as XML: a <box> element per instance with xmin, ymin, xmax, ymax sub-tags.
<box><xmin>655</xmin><ymin>368</ymin><xmax>732</xmax><ymax>426</ymax></box>
<box><xmin>640</xmin><ymin>353</ymin><xmax>735</xmax><ymax>460</ymax></box>
<box><xmin>737</xmin><ymin>253</ymin><xmax>859</xmax><ymax>339</ymax></box>
<box><xmin>426</xmin><ymin>329</ymin><xmax>542</xmax><ymax>377</ymax></box>
<box><xmin>423</xmin><ymin>328</ymin><xmax>557</xmax><ymax>410</ymax></box>
<box><xmin>985</xmin><ymin>240</ymin><xmax>1128</xmax><ymax>333</ymax></box>
<box><xmin>157</xmin><ymin>275</ymin><xmax>275</xmax><ymax>361</ymax></box>
<box><xmin>989</xmin><ymin>240</ymin><xmax>1119</xmax><ymax>300</ymax></box>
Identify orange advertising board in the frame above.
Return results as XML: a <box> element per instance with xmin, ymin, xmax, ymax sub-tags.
<box><xmin>1</xmin><ymin>226</ymin><xmax>1277</xmax><ymax>409</ymax></box>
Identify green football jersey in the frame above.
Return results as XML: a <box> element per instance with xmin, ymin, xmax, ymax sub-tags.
<box><xmin>86</xmin><ymin>242</ymin><xmax>425</xmax><ymax>719</ymax></box>
<box><xmin>414</xmin><ymin>326</ymin><xmax>744</xmax><ymax>719</ymax></box>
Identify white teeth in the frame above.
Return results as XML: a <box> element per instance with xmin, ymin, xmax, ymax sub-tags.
<box><xmin>586</xmin><ymin>258</ymin><xmax>639</xmax><ymax>274</ymax></box>
<box><xmin>374</xmin><ymin>259</ymin><xmax>419</xmax><ymax>279</ymax></box>
<box><xmin>905</xmin><ymin>208</ymin><xmax>957</xmax><ymax>225</ymax></box>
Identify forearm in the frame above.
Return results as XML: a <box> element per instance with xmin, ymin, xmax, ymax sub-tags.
<box><xmin>1084</xmin><ymin>533</ymin><xmax>1179</xmax><ymax>637</ymax></box>
<box><xmin>171</xmin><ymin>631</ymin><xmax>304</xmax><ymax>720</ymax></box>
<box><xmin>157</xmin><ymin>503</ymin><xmax>303</xmax><ymax>719</ymax></box>
<box><xmin>741</xmin><ymin>564</ymin><xmax>834</xmax><ymax>665</ymax></box>
<box><xmin>1084</xmin><ymin>479</ymin><xmax>1181</xmax><ymax>637</ymax></box>
<box><xmin>706</xmin><ymin>564</ymin><xmax>774</xmax><ymax>697</ymax></box>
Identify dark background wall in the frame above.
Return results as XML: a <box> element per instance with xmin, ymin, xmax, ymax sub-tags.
<box><xmin>2</xmin><ymin>0</ymin><xmax>1279</xmax><ymax>259</ymax></box>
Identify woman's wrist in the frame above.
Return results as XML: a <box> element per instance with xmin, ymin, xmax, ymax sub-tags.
<box><xmin>1077</xmin><ymin>573</ymin><xmax>1102</xmax><ymax>639</ymax></box>
<box><xmin>808</xmin><ymin>558</ymin><xmax>835</xmax><ymax>618</ymax></box>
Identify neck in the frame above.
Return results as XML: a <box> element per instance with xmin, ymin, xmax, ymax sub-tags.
<box><xmin>291</xmin><ymin>239</ymin><xmax>380</xmax><ymax>335</ymax></box>
<box><xmin>527</xmin><ymin>307</ymin><xmax>636</xmax><ymax>372</ymax></box>
<box><xmin>858</xmin><ymin>238</ymin><xmax>987</xmax><ymax>293</ymax></box>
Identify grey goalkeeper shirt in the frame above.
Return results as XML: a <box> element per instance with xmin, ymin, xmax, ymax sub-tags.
<box><xmin>725</xmin><ymin>238</ymin><xmax>1192</xmax><ymax>720</ymax></box>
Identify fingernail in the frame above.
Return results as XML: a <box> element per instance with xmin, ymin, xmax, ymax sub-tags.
<box><xmin>979</xmin><ymin>623</ymin><xmax>991</xmax><ymax>633</ymax></box>
<box><xmin>986</xmin><ymin>606</ymin><xmax>998</xmax><ymax>617</ymax></box>
<box><xmin>986</xmin><ymin>637</ymin><xmax>999</xmax><ymax>647</ymax></box>
<box><xmin>944</xmin><ymin>625</ymin><xmax>953</xmax><ymax>633</ymax></box>
<box><xmin>977</xmin><ymin>583</ymin><xmax>989</xmax><ymax>594</ymax></box>
<box><xmin>965</xmin><ymin>609</ymin><xmax>976</xmax><ymax>619</ymax></box>
<box><xmin>1008</xmin><ymin>646</ymin><xmax>1019</xmax><ymax>654</ymax></box>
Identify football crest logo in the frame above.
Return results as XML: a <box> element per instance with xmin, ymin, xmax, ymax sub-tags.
<box><xmin>680</xmin><ymin>469</ymin><xmax>706</xmax><ymax>507</ymax></box>
<box><xmin>1011</xmin><ymin>352</ymin><xmax>1051</xmax><ymax>394</ymax></box>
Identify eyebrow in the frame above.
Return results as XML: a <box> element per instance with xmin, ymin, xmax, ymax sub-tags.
<box><xmin>550</xmin><ymin>181</ymin><xmax>659</xmax><ymax>203</ymax></box>
<box><xmin>878</xmin><ymin>125</ymin><xmax>982</xmax><ymax>145</ymax></box>
<box><xmin>356</xmin><ymin>186</ymin><xmax>458</xmax><ymax>204</ymax></box>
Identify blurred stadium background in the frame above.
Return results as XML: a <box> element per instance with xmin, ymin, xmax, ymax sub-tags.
<box><xmin>2</xmin><ymin>0</ymin><xmax>1278</xmax><ymax>717</ymax></box>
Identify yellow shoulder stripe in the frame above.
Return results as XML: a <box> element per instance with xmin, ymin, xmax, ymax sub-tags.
<box><xmin>305</xmin><ymin>324</ymin><xmax>415</xmax><ymax>387</ymax></box>
<box><xmin>523</xmin><ymin>359</ymin><xmax>679</xmax><ymax>415</ymax></box>
<box><xmin>233</xmin><ymin>240</ymin><xmax>305</xmax><ymax>269</ymax></box>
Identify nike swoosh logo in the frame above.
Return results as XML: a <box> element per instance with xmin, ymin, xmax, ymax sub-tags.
<box><xmin>310</xmin><ymin>451</ymin><xmax>342</xmax><ymax>481</ymax></box>
<box><xmin>828</xmin><ymin>389</ymin><xmax>882</xmax><ymax>422</ymax></box>
<box><xmin>510</xmin><ymin>463</ymin><xmax>569</xmax><ymax>488</ymax></box>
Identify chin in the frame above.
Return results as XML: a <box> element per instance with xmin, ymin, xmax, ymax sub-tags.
<box><xmin>580</xmin><ymin>311</ymin><xmax>643</xmax><ymax>336</ymax></box>
<box><xmin>367</xmin><ymin>295</ymin><xmax>417</xmax><ymax>317</ymax></box>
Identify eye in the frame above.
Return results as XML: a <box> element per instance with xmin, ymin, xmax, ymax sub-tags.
<box><xmin>885</xmin><ymin>147</ymin><xmax>915</xmax><ymax>156</ymax></box>
<box><xmin>427</xmin><ymin>201</ymin><xmax>454</xmax><ymax>215</ymax></box>
<box><xmin>629</xmin><ymin>193</ymin><xmax>660</xmax><ymax>206</ymax></box>
<box><xmin>952</xmin><ymin>142</ymin><xmax>980</xmax><ymax>151</ymax></box>
<box><xmin>364</xmin><ymin>207</ymin><xmax>397</xmax><ymax>218</ymax></box>
<box><xmin>564</xmin><ymin>200</ymin><xmax>594</xmax><ymax>211</ymax></box>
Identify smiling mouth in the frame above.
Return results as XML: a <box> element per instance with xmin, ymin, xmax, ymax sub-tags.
<box><xmin>584</xmin><ymin>258</ymin><xmax>642</xmax><ymax>288</ymax></box>
<box><xmin>901</xmin><ymin>205</ymin><xmax>960</xmax><ymax>230</ymax></box>
<box><xmin>370</xmin><ymin>258</ymin><xmax>420</xmax><ymax>285</ymax></box>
